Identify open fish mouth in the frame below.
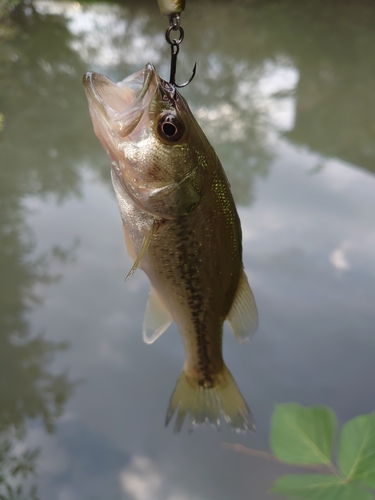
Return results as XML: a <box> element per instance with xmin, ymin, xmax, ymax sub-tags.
<box><xmin>82</xmin><ymin>63</ymin><xmax>158</xmax><ymax>137</ymax></box>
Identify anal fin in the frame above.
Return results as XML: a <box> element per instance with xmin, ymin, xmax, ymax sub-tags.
<box><xmin>227</xmin><ymin>268</ymin><xmax>258</xmax><ymax>343</ymax></box>
<box><xmin>143</xmin><ymin>287</ymin><xmax>172</xmax><ymax>344</ymax></box>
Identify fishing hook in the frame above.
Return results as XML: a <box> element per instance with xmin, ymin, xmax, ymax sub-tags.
<box><xmin>165</xmin><ymin>15</ymin><xmax>196</xmax><ymax>88</ymax></box>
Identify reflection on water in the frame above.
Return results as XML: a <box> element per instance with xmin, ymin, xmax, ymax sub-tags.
<box><xmin>276</xmin><ymin>1</ymin><xmax>375</xmax><ymax>175</ymax></box>
<box><xmin>1</xmin><ymin>0</ymin><xmax>375</xmax><ymax>498</ymax></box>
<box><xmin>0</xmin><ymin>185</ymin><xmax>75</xmax><ymax>500</ymax></box>
<box><xmin>31</xmin><ymin>0</ymin><xmax>279</xmax><ymax>205</ymax></box>
<box><xmin>0</xmin><ymin>5</ymin><xmax>77</xmax><ymax>498</ymax></box>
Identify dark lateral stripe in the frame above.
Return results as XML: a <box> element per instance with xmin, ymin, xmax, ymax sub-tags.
<box><xmin>175</xmin><ymin>219</ymin><xmax>213</xmax><ymax>385</ymax></box>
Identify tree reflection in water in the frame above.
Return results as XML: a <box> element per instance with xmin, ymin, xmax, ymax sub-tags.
<box><xmin>0</xmin><ymin>198</ymin><xmax>75</xmax><ymax>500</ymax></box>
<box><xmin>0</xmin><ymin>5</ymin><xmax>79</xmax><ymax>498</ymax></box>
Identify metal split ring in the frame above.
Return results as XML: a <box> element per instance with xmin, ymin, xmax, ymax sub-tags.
<box><xmin>165</xmin><ymin>24</ymin><xmax>184</xmax><ymax>46</ymax></box>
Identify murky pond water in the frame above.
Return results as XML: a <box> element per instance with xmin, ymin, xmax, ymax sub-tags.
<box><xmin>1</xmin><ymin>0</ymin><xmax>375</xmax><ymax>498</ymax></box>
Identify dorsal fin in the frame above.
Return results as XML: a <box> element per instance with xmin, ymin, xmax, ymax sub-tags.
<box><xmin>227</xmin><ymin>268</ymin><xmax>258</xmax><ymax>343</ymax></box>
<box><xmin>143</xmin><ymin>287</ymin><xmax>173</xmax><ymax>344</ymax></box>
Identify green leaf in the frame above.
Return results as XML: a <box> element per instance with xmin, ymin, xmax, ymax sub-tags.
<box><xmin>271</xmin><ymin>474</ymin><xmax>374</xmax><ymax>500</ymax></box>
<box><xmin>270</xmin><ymin>403</ymin><xmax>337</xmax><ymax>464</ymax></box>
<box><xmin>338</xmin><ymin>413</ymin><xmax>375</xmax><ymax>488</ymax></box>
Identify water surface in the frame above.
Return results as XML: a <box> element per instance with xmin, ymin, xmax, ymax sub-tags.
<box><xmin>1</xmin><ymin>1</ymin><xmax>375</xmax><ymax>498</ymax></box>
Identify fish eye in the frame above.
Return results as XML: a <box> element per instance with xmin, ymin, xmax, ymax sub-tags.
<box><xmin>157</xmin><ymin>114</ymin><xmax>185</xmax><ymax>142</ymax></box>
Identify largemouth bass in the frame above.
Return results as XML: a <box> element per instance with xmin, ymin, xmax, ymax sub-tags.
<box><xmin>83</xmin><ymin>64</ymin><xmax>258</xmax><ymax>432</ymax></box>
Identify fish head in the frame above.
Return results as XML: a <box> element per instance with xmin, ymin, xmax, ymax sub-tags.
<box><xmin>83</xmin><ymin>63</ymin><xmax>212</xmax><ymax>219</ymax></box>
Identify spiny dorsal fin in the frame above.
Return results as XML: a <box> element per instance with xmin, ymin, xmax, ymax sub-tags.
<box><xmin>143</xmin><ymin>287</ymin><xmax>173</xmax><ymax>344</ymax></box>
<box><xmin>125</xmin><ymin>220</ymin><xmax>155</xmax><ymax>282</ymax></box>
<box><xmin>227</xmin><ymin>268</ymin><xmax>258</xmax><ymax>343</ymax></box>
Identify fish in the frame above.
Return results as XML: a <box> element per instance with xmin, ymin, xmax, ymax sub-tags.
<box><xmin>82</xmin><ymin>63</ymin><xmax>258</xmax><ymax>432</ymax></box>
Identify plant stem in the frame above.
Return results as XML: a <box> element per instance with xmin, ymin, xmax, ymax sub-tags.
<box><xmin>222</xmin><ymin>443</ymin><xmax>341</xmax><ymax>476</ymax></box>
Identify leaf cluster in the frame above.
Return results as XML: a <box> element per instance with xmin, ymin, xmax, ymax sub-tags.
<box><xmin>270</xmin><ymin>404</ymin><xmax>375</xmax><ymax>500</ymax></box>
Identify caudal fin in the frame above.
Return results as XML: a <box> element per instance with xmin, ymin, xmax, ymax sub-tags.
<box><xmin>165</xmin><ymin>366</ymin><xmax>254</xmax><ymax>433</ymax></box>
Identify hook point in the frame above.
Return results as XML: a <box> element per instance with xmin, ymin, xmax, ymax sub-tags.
<box><xmin>174</xmin><ymin>62</ymin><xmax>197</xmax><ymax>88</ymax></box>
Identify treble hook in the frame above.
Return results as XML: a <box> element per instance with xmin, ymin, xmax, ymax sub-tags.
<box><xmin>165</xmin><ymin>16</ymin><xmax>196</xmax><ymax>88</ymax></box>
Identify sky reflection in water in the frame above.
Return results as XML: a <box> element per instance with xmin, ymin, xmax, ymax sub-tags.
<box><xmin>1</xmin><ymin>1</ymin><xmax>375</xmax><ymax>499</ymax></box>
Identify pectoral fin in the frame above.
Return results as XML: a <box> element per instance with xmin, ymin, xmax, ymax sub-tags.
<box><xmin>122</xmin><ymin>223</ymin><xmax>137</xmax><ymax>262</ymax></box>
<box><xmin>143</xmin><ymin>287</ymin><xmax>173</xmax><ymax>344</ymax></box>
<box><xmin>227</xmin><ymin>268</ymin><xmax>258</xmax><ymax>343</ymax></box>
<box><xmin>125</xmin><ymin>220</ymin><xmax>155</xmax><ymax>282</ymax></box>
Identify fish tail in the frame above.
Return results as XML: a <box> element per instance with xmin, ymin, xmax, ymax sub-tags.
<box><xmin>165</xmin><ymin>366</ymin><xmax>254</xmax><ymax>433</ymax></box>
